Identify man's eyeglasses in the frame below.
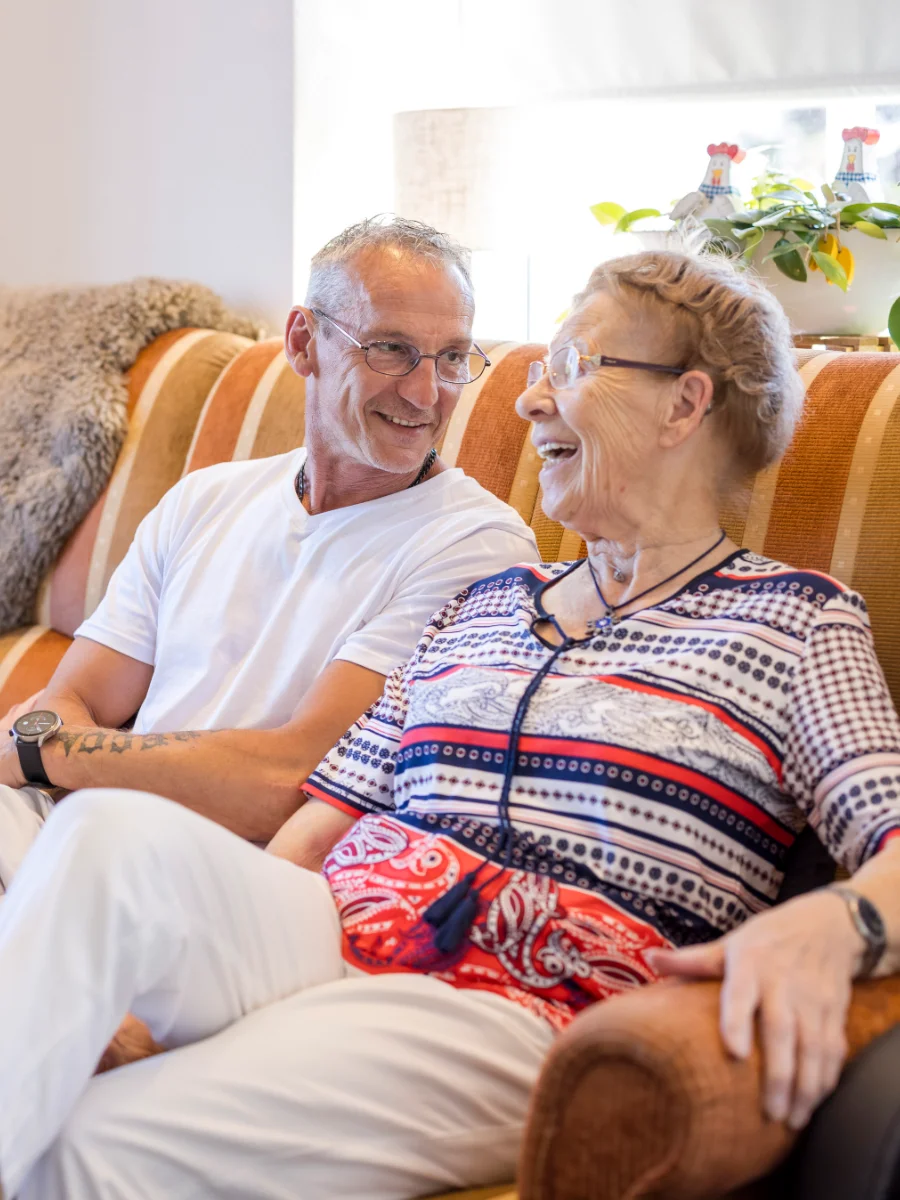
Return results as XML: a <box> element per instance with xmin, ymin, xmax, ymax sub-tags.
<box><xmin>311</xmin><ymin>308</ymin><xmax>490</xmax><ymax>385</ymax></box>
<box><xmin>527</xmin><ymin>345</ymin><xmax>686</xmax><ymax>391</ymax></box>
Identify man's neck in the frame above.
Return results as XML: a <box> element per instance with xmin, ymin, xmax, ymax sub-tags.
<box><xmin>298</xmin><ymin>446</ymin><xmax>442</xmax><ymax>514</ymax></box>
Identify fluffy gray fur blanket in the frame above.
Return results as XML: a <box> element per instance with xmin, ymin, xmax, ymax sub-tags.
<box><xmin>0</xmin><ymin>278</ymin><xmax>263</xmax><ymax>633</ymax></box>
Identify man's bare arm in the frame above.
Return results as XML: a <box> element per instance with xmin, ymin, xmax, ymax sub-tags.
<box><xmin>2</xmin><ymin>638</ymin><xmax>155</xmax><ymax>733</ymax></box>
<box><xmin>20</xmin><ymin>660</ymin><xmax>386</xmax><ymax>842</ymax></box>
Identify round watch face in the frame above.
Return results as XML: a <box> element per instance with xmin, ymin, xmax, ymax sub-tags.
<box><xmin>13</xmin><ymin>710</ymin><xmax>60</xmax><ymax>738</ymax></box>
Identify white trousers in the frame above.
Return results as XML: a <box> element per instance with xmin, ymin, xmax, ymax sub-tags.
<box><xmin>0</xmin><ymin>790</ymin><xmax>554</xmax><ymax>1200</ymax></box>
<box><xmin>0</xmin><ymin>784</ymin><xmax>53</xmax><ymax>899</ymax></box>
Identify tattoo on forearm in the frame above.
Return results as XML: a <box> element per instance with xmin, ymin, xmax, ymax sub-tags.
<box><xmin>78</xmin><ymin>731</ymin><xmax>108</xmax><ymax>754</ymax></box>
<box><xmin>58</xmin><ymin>728</ymin><xmax>204</xmax><ymax>757</ymax></box>
<box><xmin>57</xmin><ymin>730</ymin><xmax>83</xmax><ymax>757</ymax></box>
<box><xmin>109</xmin><ymin>732</ymin><xmax>134</xmax><ymax>754</ymax></box>
<box><xmin>138</xmin><ymin>733</ymin><xmax>169</xmax><ymax>751</ymax></box>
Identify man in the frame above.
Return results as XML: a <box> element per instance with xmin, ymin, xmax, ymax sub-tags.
<box><xmin>0</xmin><ymin>216</ymin><xmax>537</xmax><ymax>892</ymax></box>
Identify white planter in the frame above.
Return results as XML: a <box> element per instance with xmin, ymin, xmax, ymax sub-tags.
<box><xmin>752</xmin><ymin>229</ymin><xmax>900</xmax><ymax>336</ymax></box>
<box><xmin>635</xmin><ymin>227</ymin><xmax>900</xmax><ymax>337</ymax></box>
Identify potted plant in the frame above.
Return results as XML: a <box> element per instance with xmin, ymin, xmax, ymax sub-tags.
<box><xmin>593</xmin><ymin>173</ymin><xmax>900</xmax><ymax>337</ymax></box>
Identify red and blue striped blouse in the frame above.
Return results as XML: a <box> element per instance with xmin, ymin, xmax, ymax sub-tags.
<box><xmin>307</xmin><ymin>554</ymin><xmax>900</xmax><ymax>1031</ymax></box>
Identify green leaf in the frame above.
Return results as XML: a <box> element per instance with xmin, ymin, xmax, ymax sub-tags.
<box><xmin>740</xmin><ymin>227</ymin><xmax>766</xmax><ymax>259</ymax></box>
<box><xmin>752</xmin><ymin>206</ymin><xmax>794</xmax><ymax>227</ymax></box>
<box><xmin>889</xmin><ymin>296</ymin><xmax>900</xmax><ymax>350</ymax></box>
<box><xmin>772</xmin><ymin>239</ymin><xmax>808</xmax><ymax>282</ymax></box>
<box><xmin>615</xmin><ymin>207</ymin><xmax>663</xmax><ymax>233</ymax></box>
<box><xmin>764</xmin><ymin>238</ymin><xmax>810</xmax><ymax>261</ymax></box>
<box><xmin>590</xmin><ymin>201</ymin><xmax>626</xmax><ymax>226</ymax></box>
<box><xmin>868</xmin><ymin>202</ymin><xmax>900</xmax><ymax>216</ymax></box>
<box><xmin>839</xmin><ymin>203</ymin><xmax>875</xmax><ymax>220</ymax></box>
<box><xmin>853</xmin><ymin>219</ymin><xmax>889</xmax><ymax>239</ymax></box>
<box><xmin>704</xmin><ymin>217</ymin><xmax>740</xmax><ymax>236</ymax></box>
<box><xmin>777</xmin><ymin>217</ymin><xmax>832</xmax><ymax>231</ymax></box>
<box><xmin>790</xmin><ymin>177</ymin><xmax>816</xmax><ymax>192</ymax></box>
<box><xmin>811</xmin><ymin>251</ymin><xmax>849</xmax><ymax>290</ymax></box>
<box><xmin>822</xmin><ymin>184</ymin><xmax>836</xmax><ymax>203</ymax></box>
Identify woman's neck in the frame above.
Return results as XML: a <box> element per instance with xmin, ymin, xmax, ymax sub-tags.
<box><xmin>585</xmin><ymin>521</ymin><xmax>733</xmax><ymax>610</ymax></box>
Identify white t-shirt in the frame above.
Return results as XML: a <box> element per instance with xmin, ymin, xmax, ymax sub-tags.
<box><xmin>76</xmin><ymin>449</ymin><xmax>538</xmax><ymax>734</ymax></box>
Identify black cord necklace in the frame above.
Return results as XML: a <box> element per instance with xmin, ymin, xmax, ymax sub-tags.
<box><xmin>586</xmin><ymin>529</ymin><xmax>727</xmax><ymax>632</ymax></box>
<box><xmin>424</xmin><ymin>630</ymin><xmax>583</xmax><ymax>954</ymax></box>
<box><xmin>295</xmin><ymin>447</ymin><xmax>437</xmax><ymax>506</ymax></box>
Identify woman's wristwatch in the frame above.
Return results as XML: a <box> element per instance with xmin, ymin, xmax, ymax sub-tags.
<box><xmin>8</xmin><ymin>710</ymin><xmax>63</xmax><ymax>788</ymax></box>
<box><xmin>829</xmin><ymin>884</ymin><xmax>887</xmax><ymax>979</ymax></box>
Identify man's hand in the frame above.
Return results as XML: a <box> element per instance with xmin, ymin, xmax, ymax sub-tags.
<box><xmin>0</xmin><ymin>729</ymin><xmax>27</xmax><ymax>789</ymax></box>
<box><xmin>646</xmin><ymin>889</ymin><xmax>860</xmax><ymax>1130</ymax></box>
<box><xmin>1</xmin><ymin>691</ymin><xmax>42</xmax><ymax>731</ymax></box>
<box><xmin>1</xmin><ymin>692</ymin><xmax>43</xmax><ymax>788</ymax></box>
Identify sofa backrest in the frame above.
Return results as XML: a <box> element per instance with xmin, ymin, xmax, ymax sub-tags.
<box><xmin>33</xmin><ymin>334</ymin><xmax>900</xmax><ymax>708</ymax></box>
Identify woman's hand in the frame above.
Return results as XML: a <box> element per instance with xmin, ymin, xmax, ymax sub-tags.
<box><xmin>646</xmin><ymin>890</ymin><xmax>864</xmax><ymax>1130</ymax></box>
<box><xmin>95</xmin><ymin>1014</ymin><xmax>164</xmax><ymax>1074</ymax></box>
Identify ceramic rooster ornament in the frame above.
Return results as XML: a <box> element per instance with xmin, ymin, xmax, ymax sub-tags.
<box><xmin>670</xmin><ymin>143</ymin><xmax>747</xmax><ymax>222</ymax></box>
<box><xmin>832</xmin><ymin>127</ymin><xmax>881</xmax><ymax>203</ymax></box>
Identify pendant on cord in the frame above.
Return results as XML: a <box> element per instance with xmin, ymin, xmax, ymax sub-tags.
<box><xmin>587</xmin><ymin>611</ymin><xmax>619</xmax><ymax>632</ymax></box>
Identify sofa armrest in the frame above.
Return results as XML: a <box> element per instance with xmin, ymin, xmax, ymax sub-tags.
<box><xmin>519</xmin><ymin>976</ymin><xmax>900</xmax><ymax>1200</ymax></box>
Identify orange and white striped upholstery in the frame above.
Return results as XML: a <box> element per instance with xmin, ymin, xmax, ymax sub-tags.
<box><xmin>0</xmin><ymin>329</ymin><xmax>253</xmax><ymax>714</ymax></box>
<box><xmin>2</xmin><ymin>337</ymin><xmax>899</xmax><ymax>719</ymax></box>
<box><xmin>183</xmin><ymin>340</ymin><xmax>306</xmax><ymax>474</ymax></box>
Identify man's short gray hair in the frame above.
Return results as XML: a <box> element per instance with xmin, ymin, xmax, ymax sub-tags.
<box><xmin>305</xmin><ymin>215</ymin><xmax>473</xmax><ymax>318</ymax></box>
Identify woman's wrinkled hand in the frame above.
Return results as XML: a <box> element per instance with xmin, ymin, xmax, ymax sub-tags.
<box><xmin>646</xmin><ymin>889</ymin><xmax>863</xmax><ymax>1130</ymax></box>
<box><xmin>95</xmin><ymin>1014</ymin><xmax>165</xmax><ymax>1074</ymax></box>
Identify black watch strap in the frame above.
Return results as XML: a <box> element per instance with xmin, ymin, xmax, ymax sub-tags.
<box><xmin>16</xmin><ymin>740</ymin><xmax>53</xmax><ymax>788</ymax></box>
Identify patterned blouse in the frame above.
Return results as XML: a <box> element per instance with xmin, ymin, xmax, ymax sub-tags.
<box><xmin>307</xmin><ymin>554</ymin><xmax>900</xmax><ymax>1031</ymax></box>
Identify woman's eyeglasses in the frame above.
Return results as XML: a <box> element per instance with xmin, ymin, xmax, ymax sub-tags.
<box><xmin>527</xmin><ymin>345</ymin><xmax>686</xmax><ymax>390</ymax></box>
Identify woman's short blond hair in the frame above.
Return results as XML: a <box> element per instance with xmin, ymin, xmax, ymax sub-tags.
<box><xmin>572</xmin><ymin>250</ymin><xmax>804</xmax><ymax>481</ymax></box>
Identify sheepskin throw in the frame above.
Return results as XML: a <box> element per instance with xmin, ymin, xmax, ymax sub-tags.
<box><xmin>0</xmin><ymin>278</ymin><xmax>263</xmax><ymax>633</ymax></box>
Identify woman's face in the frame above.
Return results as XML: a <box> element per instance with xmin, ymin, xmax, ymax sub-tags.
<box><xmin>515</xmin><ymin>292</ymin><xmax>682</xmax><ymax>538</ymax></box>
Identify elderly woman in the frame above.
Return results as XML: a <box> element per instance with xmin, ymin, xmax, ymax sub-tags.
<box><xmin>1</xmin><ymin>251</ymin><xmax>900</xmax><ymax>1200</ymax></box>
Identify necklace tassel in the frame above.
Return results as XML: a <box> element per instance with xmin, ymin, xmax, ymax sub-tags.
<box><xmin>423</xmin><ymin>870</ymin><xmax>478</xmax><ymax>927</ymax></box>
<box><xmin>430</xmin><ymin>891</ymin><xmax>480</xmax><ymax>954</ymax></box>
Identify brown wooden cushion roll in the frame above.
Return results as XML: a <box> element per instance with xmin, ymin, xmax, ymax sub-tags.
<box><xmin>519</xmin><ymin>975</ymin><xmax>900</xmax><ymax>1200</ymax></box>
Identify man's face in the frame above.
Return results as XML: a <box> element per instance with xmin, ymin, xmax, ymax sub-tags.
<box><xmin>301</xmin><ymin>248</ymin><xmax>475</xmax><ymax>474</ymax></box>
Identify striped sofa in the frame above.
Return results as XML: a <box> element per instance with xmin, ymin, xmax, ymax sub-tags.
<box><xmin>2</xmin><ymin>335</ymin><xmax>899</xmax><ymax>719</ymax></box>
<box><xmin>1</xmin><ymin>334</ymin><xmax>899</xmax><ymax>1200</ymax></box>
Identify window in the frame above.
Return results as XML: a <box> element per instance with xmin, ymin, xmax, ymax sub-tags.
<box><xmin>397</xmin><ymin>95</ymin><xmax>900</xmax><ymax>343</ymax></box>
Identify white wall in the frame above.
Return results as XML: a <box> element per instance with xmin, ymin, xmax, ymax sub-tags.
<box><xmin>0</xmin><ymin>0</ymin><xmax>293</xmax><ymax>333</ymax></box>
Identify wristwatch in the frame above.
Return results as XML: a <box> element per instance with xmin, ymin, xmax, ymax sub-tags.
<box><xmin>830</xmin><ymin>884</ymin><xmax>887</xmax><ymax>979</ymax></box>
<box><xmin>8</xmin><ymin>710</ymin><xmax>63</xmax><ymax>788</ymax></box>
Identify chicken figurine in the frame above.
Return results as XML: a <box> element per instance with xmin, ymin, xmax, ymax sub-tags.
<box><xmin>832</xmin><ymin>127</ymin><xmax>880</xmax><ymax>203</ymax></box>
<box><xmin>670</xmin><ymin>143</ymin><xmax>747</xmax><ymax>222</ymax></box>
